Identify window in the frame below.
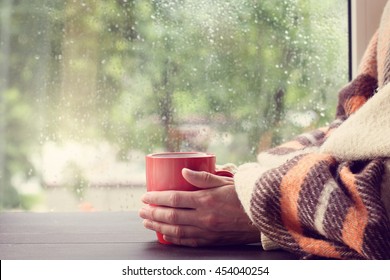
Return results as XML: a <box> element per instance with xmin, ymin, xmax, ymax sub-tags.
<box><xmin>0</xmin><ymin>0</ymin><xmax>349</xmax><ymax>212</ymax></box>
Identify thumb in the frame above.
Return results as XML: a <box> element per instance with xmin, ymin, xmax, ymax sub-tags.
<box><xmin>182</xmin><ymin>168</ymin><xmax>233</xmax><ymax>189</ymax></box>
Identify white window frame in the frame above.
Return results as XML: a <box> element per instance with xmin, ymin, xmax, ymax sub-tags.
<box><xmin>351</xmin><ymin>0</ymin><xmax>388</xmax><ymax>78</ymax></box>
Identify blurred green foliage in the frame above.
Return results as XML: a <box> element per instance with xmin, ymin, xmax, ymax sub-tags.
<box><xmin>0</xmin><ymin>0</ymin><xmax>348</xmax><ymax>210</ymax></box>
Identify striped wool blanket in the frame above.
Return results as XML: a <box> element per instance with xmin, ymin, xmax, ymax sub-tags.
<box><xmin>234</xmin><ymin>2</ymin><xmax>390</xmax><ymax>259</ymax></box>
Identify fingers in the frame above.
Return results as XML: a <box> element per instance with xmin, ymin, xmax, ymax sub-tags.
<box><xmin>141</xmin><ymin>217</ymin><xmax>260</xmax><ymax>247</ymax></box>
<box><xmin>182</xmin><ymin>168</ymin><xmax>234</xmax><ymax>189</ymax></box>
<box><xmin>142</xmin><ymin>169</ymin><xmax>234</xmax><ymax>208</ymax></box>
<box><xmin>164</xmin><ymin>235</ymin><xmax>211</xmax><ymax>247</ymax></box>
<box><xmin>139</xmin><ymin>204</ymin><xmax>218</xmax><ymax>246</ymax></box>
<box><xmin>139</xmin><ymin>204</ymin><xmax>195</xmax><ymax>225</ymax></box>
<box><xmin>142</xmin><ymin>218</ymin><xmax>203</xmax><ymax>239</ymax></box>
<box><xmin>142</xmin><ymin>190</ymin><xmax>198</xmax><ymax>208</ymax></box>
<box><xmin>142</xmin><ymin>218</ymin><xmax>211</xmax><ymax>247</ymax></box>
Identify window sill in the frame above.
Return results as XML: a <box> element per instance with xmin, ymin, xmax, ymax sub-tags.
<box><xmin>0</xmin><ymin>211</ymin><xmax>297</xmax><ymax>260</ymax></box>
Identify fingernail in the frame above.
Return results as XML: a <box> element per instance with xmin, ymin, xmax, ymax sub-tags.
<box><xmin>182</xmin><ymin>168</ymin><xmax>189</xmax><ymax>175</ymax></box>
<box><xmin>182</xmin><ymin>168</ymin><xmax>196</xmax><ymax>177</ymax></box>
<box><xmin>139</xmin><ymin>208</ymin><xmax>147</xmax><ymax>218</ymax></box>
<box><xmin>162</xmin><ymin>235</ymin><xmax>171</xmax><ymax>243</ymax></box>
<box><xmin>142</xmin><ymin>193</ymin><xmax>150</xmax><ymax>203</ymax></box>
<box><xmin>143</xmin><ymin>219</ymin><xmax>152</xmax><ymax>229</ymax></box>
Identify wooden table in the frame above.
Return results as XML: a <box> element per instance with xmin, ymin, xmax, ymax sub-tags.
<box><xmin>0</xmin><ymin>212</ymin><xmax>298</xmax><ymax>260</ymax></box>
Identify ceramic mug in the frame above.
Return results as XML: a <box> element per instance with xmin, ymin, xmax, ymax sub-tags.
<box><xmin>145</xmin><ymin>152</ymin><xmax>233</xmax><ymax>244</ymax></box>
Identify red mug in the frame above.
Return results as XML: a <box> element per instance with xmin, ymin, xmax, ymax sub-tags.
<box><xmin>145</xmin><ymin>152</ymin><xmax>233</xmax><ymax>244</ymax></box>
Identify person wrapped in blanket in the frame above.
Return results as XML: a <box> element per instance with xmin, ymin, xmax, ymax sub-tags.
<box><xmin>139</xmin><ymin>1</ymin><xmax>390</xmax><ymax>259</ymax></box>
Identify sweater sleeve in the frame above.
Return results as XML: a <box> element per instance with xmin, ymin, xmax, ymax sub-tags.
<box><xmin>235</xmin><ymin>163</ymin><xmax>283</xmax><ymax>250</ymax></box>
<box><xmin>234</xmin><ymin>128</ymin><xmax>329</xmax><ymax>251</ymax></box>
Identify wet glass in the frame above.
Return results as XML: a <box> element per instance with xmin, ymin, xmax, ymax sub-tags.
<box><xmin>0</xmin><ymin>0</ymin><xmax>348</xmax><ymax>212</ymax></box>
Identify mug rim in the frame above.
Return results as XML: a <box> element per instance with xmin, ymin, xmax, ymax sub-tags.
<box><xmin>146</xmin><ymin>152</ymin><xmax>215</xmax><ymax>158</ymax></box>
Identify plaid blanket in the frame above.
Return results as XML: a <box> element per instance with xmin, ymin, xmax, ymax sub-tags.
<box><xmin>235</xmin><ymin>2</ymin><xmax>390</xmax><ymax>259</ymax></box>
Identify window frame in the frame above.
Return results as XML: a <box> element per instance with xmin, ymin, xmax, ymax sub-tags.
<box><xmin>350</xmin><ymin>0</ymin><xmax>388</xmax><ymax>78</ymax></box>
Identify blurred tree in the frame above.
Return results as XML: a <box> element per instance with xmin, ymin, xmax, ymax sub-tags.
<box><xmin>0</xmin><ymin>0</ymin><xmax>348</xmax><ymax>210</ymax></box>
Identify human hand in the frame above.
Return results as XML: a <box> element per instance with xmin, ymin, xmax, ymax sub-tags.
<box><xmin>139</xmin><ymin>168</ymin><xmax>260</xmax><ymax>247</ymax></box>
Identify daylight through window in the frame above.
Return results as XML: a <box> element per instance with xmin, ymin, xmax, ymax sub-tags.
<box><xmin>0</xmin><ymin>0</ymin><xmax>348</xmax><ymax>212</ymax></box>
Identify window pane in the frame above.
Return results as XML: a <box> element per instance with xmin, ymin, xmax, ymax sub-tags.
<box><xmin>0</xmin><ymin>0</ymin><xmax>348</xmax><ymax>212</ymax></box>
